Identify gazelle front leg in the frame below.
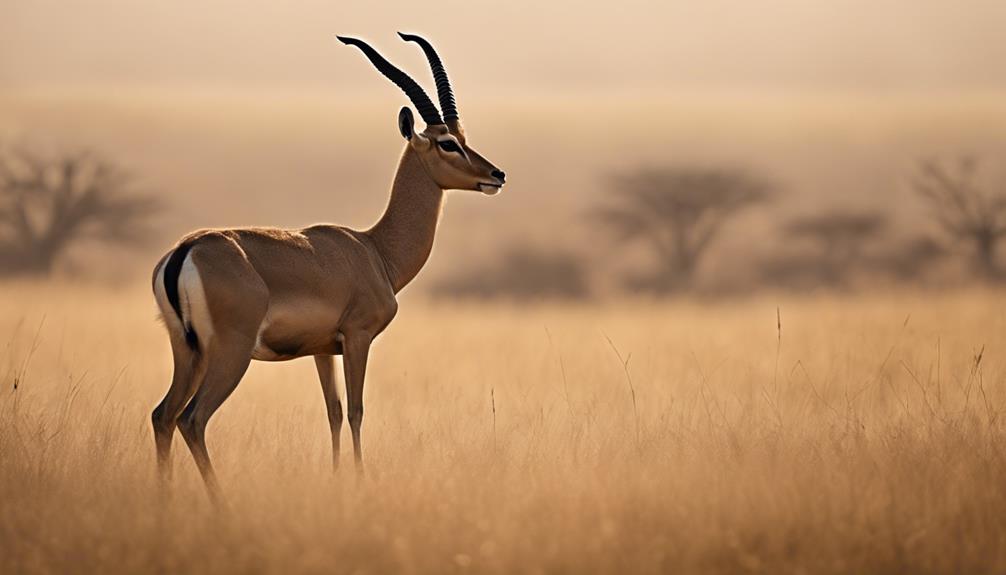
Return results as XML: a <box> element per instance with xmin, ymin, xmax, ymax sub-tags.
<box><xmin>340</xmin><ymin>333</ymin><xmax>372</xmax><ymax>473</ymax></box>
<box><xmin>314</xmin><ymin>354</ymin><xmax>343</xmax><ymax>470</ymax></box>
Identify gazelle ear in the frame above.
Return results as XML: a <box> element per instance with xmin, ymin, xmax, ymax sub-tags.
<box><xmin>398</xmin><ymin>107</ymin><xmax>415</xmax><ymax>140</ymax></box>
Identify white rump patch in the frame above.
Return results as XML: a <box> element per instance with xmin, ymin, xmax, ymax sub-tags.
<box><xmin>153</xmin><ymin>261</ymin><xmax>177</xmax><ymax>329</ymax></box>
<box><xmin>178</xmin><ymin>253</ymin><xmax>215</xmax><ymax>344</ymax></box>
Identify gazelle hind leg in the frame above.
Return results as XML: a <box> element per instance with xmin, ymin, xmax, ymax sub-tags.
<box><xmin>160</xmin><ymin>231</ymin><xmax>268</xmax><ymax>502</ymax></box>
<box><xmin>315</xmin><ymin>355</ymin><xmax>343</xmax><ymax>471</ymax></box>
<box><xmin>177</xmin><ymin>332</ymin><xmax>257</xmax><ymax>503</ymax></box>
<box><xmin>151</xmin><ymin>335</ymin><xmax>207</xmax><ymax>482</ymax></box>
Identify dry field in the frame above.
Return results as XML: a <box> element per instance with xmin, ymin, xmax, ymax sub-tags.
<box><xmin>2</xmin><ymin>283</ymin><xmax>1006</xmax><ymax>574</ymax></box>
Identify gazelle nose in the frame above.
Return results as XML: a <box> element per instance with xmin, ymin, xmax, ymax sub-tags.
<box><xmin>491</xmin><ymin>169</ymin><xmax>506</xmax><ymax>182</ymax></box>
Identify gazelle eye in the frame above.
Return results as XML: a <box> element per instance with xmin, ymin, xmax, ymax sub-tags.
<box><xmin>437</xmin><ymin>140</ymin><xmax>463</xmax><ymax>154</ymax></box>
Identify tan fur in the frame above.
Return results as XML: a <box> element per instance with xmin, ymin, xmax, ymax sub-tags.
<box><xmin>151</xmin><ymin>119</ymin><xmax>503</xmax><ymax>499</ymax></box>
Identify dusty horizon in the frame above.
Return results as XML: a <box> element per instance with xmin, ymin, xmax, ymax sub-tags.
<box><xmin>3</xmin><ymin>89</ymin><xmax>1004</xmax><ymax>290</ymax></box>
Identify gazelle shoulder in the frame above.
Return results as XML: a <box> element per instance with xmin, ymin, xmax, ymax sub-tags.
<box><xmin>300</xmin><ymin>225</ymin><xmax>376</xmax><ymax>254</ymax></box>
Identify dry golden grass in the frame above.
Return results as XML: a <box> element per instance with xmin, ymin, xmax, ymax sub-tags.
<box><xmin>2</xmin><ymin>283</ymin><xmax>1006</xmax><ymax>574</ymax></box>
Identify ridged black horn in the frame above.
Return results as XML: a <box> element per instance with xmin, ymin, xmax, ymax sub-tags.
<box><xmin>337</xmin><ymin>35</ymin><xmax>444</xmax><ymax>126</ymax></box>
<box><xmin>397</xmin><ymin>32</ymin><xmax>458</xmax><ymax>122</ymax></box>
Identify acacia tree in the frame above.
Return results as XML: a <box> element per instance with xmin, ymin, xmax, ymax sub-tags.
<box><xmin>0</xmin><ymin>148</ymin><xmax>159</xmax><ymax>277</ymax></box>
<box><xmin>781</xmin><ymin>210</ymin><xmax>888</xmax><ymax>287</ymax></box>
<box><xmin>912</xmin><ymin>157</ymin><xmax>1006</xmax><ymax>280</ymax></box>
<box><xmin>432</xmin><ymin>246</ymin><xmax>590</xmax><ymax>301</ymax></box>
<box><xmin>594</xmin><ymin>167</ymin><xmax>773</xmax><ymax>292</ymax></box>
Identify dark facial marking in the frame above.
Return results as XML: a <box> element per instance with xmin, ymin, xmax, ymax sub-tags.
<box><xmin>437</xmin><ymin>140</ymin><xmax>464</xmax><ymax>155</ymax></box>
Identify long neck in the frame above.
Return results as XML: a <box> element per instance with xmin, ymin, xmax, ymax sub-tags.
<box><xmin>367</xmin><ymin>146</ymin><xmax>445</xmax><ymax>293</ymax></box>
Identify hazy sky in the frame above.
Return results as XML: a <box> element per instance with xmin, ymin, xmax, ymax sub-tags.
<box><xmin>3</xmin><ymin>0</ymin><xmax>1005</xmax><ymax>97</ymax></box>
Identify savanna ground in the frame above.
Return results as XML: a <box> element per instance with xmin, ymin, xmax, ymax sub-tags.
<box><xmin>2</xmin><ymin>283</ymin><xmax>1006</xmax><ymax>574</ymax></box>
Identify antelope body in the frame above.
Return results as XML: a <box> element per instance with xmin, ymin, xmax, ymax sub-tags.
<box><xmin>150</xmin><ymin>33</ymin><xmax>504</xmax><ymax>499</ymax></box>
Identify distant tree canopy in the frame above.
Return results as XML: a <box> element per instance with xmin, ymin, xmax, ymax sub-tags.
<box><xmin>785</xmin><ymin>210</ymin><xmax>888</xmax><ymax>254</ymax></box>
<box><xmin>595</xmin><ymin>167</ymin><xmax>773</xmax><ymax>293</ymax></box>
<box><xmin>432</xmin><ymin>247</ymin><xmax>590</xmax><ymax>301</ymax></box>
<box><xmin>774</xmin><ymin>210</ymin><xmax>889</xmax><ymax>288</ymax></box>
<box><xmin>0</xmin><ymin>148</ymin><xmax>159</xmax><ymax>277</ymax></box>
<box><xmin>913</xmin><ymin>157</ymin><xmax>1006</xmax><ymax>280</ymax></box>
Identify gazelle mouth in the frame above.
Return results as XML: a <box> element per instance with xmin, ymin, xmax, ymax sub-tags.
<box><xmin>478</xmin><ymin>182</ymin><xmax>503</xmax><ymax>195</ymax></box>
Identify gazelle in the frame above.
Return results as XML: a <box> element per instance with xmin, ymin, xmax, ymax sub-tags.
<box><xmin>150</xmin><ymin>33</ymin><xmax>505</xmax><ymax>498</ymax></box>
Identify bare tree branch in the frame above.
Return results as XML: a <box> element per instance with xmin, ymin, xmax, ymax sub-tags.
<box><xmin>912</xmin><ymin>156</ymin><xmax>1006</xmax><ymax>280</ymax></box>
<box><xmin>0</xmin><ymin>147</ymin><xmax>160</xmax><ymax>277</ymax></box>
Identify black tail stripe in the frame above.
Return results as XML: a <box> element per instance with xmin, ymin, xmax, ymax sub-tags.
<box><xmin>164</xmin><ymin>240</ymin><xmax>199</xmax><ymax>349</ymax></box>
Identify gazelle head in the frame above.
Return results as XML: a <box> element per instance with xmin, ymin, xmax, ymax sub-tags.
<box><xmin>338</xmin><ymin>33</ymin><xmax>506</xmax><ymax>195</ymax></box>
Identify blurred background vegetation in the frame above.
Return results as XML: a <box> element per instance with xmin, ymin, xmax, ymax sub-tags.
<box><xmin>2</xmin><ymin>1</ymin><xmax>1005</xmax><ymax>298</ymax></box>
